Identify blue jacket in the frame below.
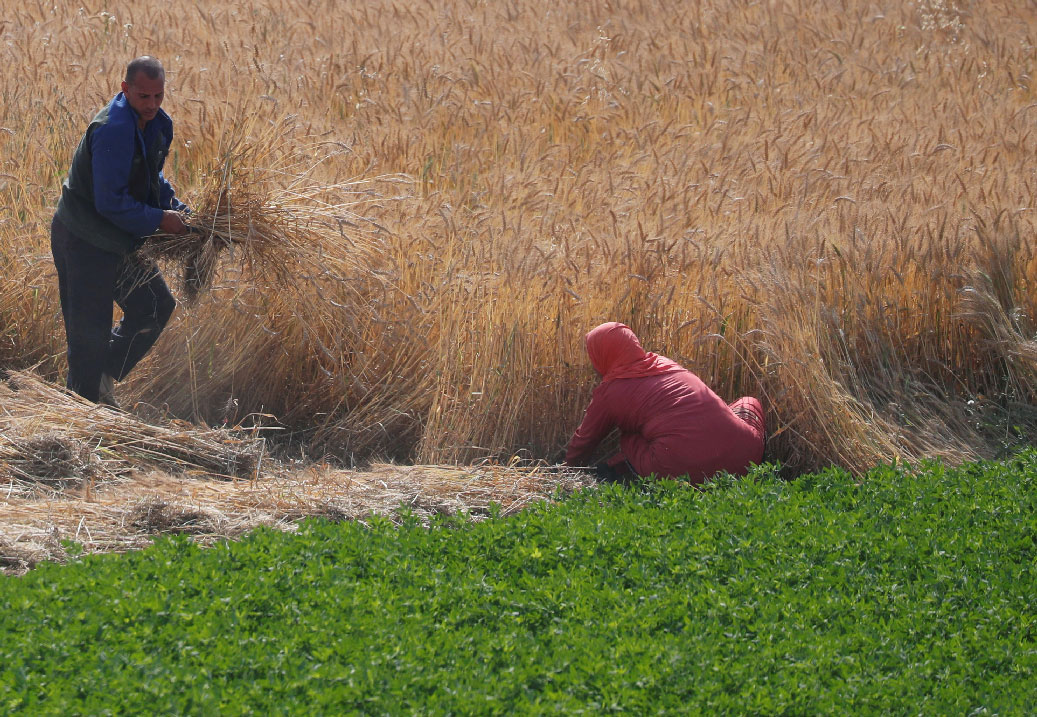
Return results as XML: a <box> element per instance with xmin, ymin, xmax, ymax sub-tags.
<box><xmin>55</xmin><ymin>92</ymin><xmax>187</xmax><ymax>255</ymax></box>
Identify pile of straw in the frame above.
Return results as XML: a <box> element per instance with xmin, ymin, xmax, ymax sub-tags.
<box><xmin>0</xmin><ymin>370</ymin><xmax>265</xmax><ymax>495</ymax></box>
<box><xmin>0</xmin><ymin>432</ymin><xmax>100</xmax><ymax>490</ymax></box>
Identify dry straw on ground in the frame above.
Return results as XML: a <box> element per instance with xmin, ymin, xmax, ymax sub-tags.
<box><xmin>0</xmin><ymin>369</ymin><xmax>592</xmax><ymax>575</ymax></box>
<box><xmin>0</xmin><ymin>370</ymin><xmax>264</xmax><ymax>496</ymax></box>
<box><xmin>0</xmin><ymin>451</ymin><xmax>594</xmax><ymax>575</ymax></box>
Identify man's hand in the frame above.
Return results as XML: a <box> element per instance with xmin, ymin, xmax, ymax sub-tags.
<box><xmin>159</xmin><ymin>210</ymin><xmax>189</xmax><ymax>235</ymax></box>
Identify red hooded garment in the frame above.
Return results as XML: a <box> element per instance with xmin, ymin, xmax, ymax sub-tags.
<box><xmin>565</xmin><ymin>322</ymin><xmax>765</xmax><ymax>483</ymax></box>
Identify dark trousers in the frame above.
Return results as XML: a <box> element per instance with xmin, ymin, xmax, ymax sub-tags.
<box><xmin>50</xmin><ymin>216</ymin><xmax>175</xmax><ymax>403</ymax></box>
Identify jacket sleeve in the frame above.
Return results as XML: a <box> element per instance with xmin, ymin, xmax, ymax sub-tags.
<box><xmin>159</xmin><ymin>171</ymin><xmax>188</xmax><ymax>212</ymax></box>
<box><xmin>158</xmin><ymin>126</ymin><xmax>188</xmax><ymax>212</ymax></box>
<box><xmin>565</xmin><ymin>386</ymin><xmax>615</xmax><ymax>465</ymax></box>
<box><xmin>90</xmin><ymin>120</ymin><xmax>164</xmax><ymax>236</ymax></box>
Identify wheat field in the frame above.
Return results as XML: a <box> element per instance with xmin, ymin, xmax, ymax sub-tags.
<box><xmin>1</xmin><ymin>0</ymin><xmax>1035</xmax><ymax>476</ymax></box>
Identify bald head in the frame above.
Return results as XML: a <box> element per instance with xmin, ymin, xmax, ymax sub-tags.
<box><xmin>125</xmin><ymin>56</ymin><xmax>164</xmax><ymax>85</ymax></box>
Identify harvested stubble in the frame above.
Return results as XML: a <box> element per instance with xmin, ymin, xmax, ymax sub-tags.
<box><xmin>0</xmin><ymin>461</ymin><xmax>594</xmax><ymax>574</ymax></box>
<box><xmin>0</xmin><ymin>370</ymin><xmax>264</xmax><ymax>490</ymax></box>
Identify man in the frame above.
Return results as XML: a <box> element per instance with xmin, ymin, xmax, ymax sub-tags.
<box><xmin>51</xmin><ymin>56</ymin><xmax>190</xmax><ymax>408</ymax></box>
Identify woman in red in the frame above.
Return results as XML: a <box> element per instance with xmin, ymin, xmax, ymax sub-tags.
<box><xmin>565</xmin><ymin>322</ymin><xmax>765</xmax><ymax>483</ymax></box>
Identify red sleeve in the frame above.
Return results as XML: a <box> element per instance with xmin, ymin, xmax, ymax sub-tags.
<box><xmin>565</xmin><ymin>386</ymin><xmax>615</xmax><ymax>465</ymax></box>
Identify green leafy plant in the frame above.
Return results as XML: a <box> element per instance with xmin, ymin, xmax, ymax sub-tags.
<box><xmin>1</xmin><ymin>451</ymin><xmax>1034</xmax><ymax>714</ymax></box>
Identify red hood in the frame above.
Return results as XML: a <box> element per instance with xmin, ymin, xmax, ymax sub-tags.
<box><xmin>585</xmin><ymin>322</ymin><xmax>684</xmax><ymax>382</ymax></box>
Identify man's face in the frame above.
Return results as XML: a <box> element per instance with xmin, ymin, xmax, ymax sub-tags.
<box><xmin>120</xmin><ymin>72</ymin><xmax>164</xmax><ymax>126</ymax></box>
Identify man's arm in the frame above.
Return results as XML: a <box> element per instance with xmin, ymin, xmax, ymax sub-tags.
<box><xmin>159</xmin><ymin>170</ymin><xmax>189</xmax><ymax>213</ymax></box>
<box><xmin>89</xmin><ymin>119</ymin><xmax>165</xmax><ymax>236</ymax></box>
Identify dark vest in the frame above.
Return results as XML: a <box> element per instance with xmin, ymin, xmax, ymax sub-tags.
<box><xmin>55</xmin><ymin>103</ymin><xmax>168</xmax><ymax>255</ymax></box>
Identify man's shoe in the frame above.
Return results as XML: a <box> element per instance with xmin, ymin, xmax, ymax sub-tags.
<box><xmin>98</xmin><ymin>373</ymin><xmax>121</xmax><ymax>409</ymax></box>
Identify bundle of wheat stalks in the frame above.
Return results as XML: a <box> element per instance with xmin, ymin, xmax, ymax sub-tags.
<box><xmin>0</xmin><ymin>370</ymin><xmax>265</xmax><ymax>494</ymax></box>
<box><xmin>139</xmin><ymin>119</ymin><xmax>335</xmax><ymax>301</ymax></box>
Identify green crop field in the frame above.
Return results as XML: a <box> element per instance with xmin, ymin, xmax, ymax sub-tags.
<box><xmin>2</xmin><ymin>0</ymin><xmax>1036</xmax><ymax>474</ymax></box>
<box><xmin>3</xmin><ymin>450</ymin><xmax>1034</xmax><ymax>714</ymax></box>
